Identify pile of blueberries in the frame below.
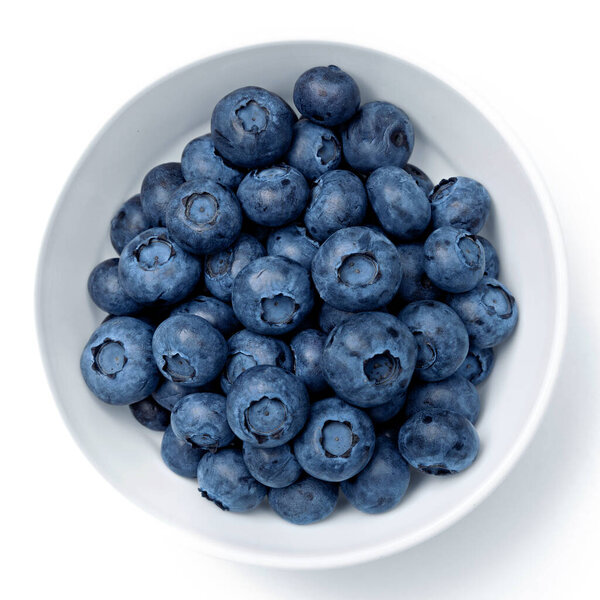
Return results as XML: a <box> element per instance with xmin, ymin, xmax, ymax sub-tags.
<box><xmin>80</xmin><ymin>65</ymin><xmax>518</xmax><ymax>525</ymax></box>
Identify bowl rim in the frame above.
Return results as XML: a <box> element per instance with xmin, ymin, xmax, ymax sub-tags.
<box><xmin>35</xmin><ymin>40</ymin><xmax>569</xmax><ymax>570</ymax></box>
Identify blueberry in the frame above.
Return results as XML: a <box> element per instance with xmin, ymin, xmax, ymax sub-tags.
<box><xmin>399</xmin><ymin>300</ymin><xmax>469</xmax><ymax>381</ymax></box>
<box><xmin>268</xmin><ymin>475</ymin><xmax>338</xmax><ymax>525</ymax></box>
<box><xmin>242</xmin><ymin>442</ymin><xmax>302</xmax><ymax>488</ymax></box>
<box><xmin>152</xmin><ymin>314</ymin><xmax>227</xmax><ymax>387</ymax></box>
<box><xmin>171</xmin><ymin>393</ymin><xmax>234</xmax><ymax>450</ymax></box>
<box><xmin>395</xmin><ymin>243</ymin><xmax>442</xmax><ymax>303</ymax></box>
<box><xmin>457</xmin><ymin>346</ymin><xmax>495</xmax><ymax>385</ymax></box>
<box><xmin>129</xmin><ymin>397</ymin><xmax>170</xmax><ymax>431</ymax></box>
<box><xmin>293</xmin><ymin>65</ymin><xmax>360</xmax><ymax>127</ymax></box>
<box><xmin>152</xmin><ymin>379</ymin><xmax>207</xmax><ymax>411</ymax></box>
<box><xmin>322</xmin><ymin>312</ymin><xmax>416</xmax><ymax>407</ymax></box>
<box><xmin>294</xmin><ymin>397</ymin><xmax>375</xmax><ymax>482</ymax></box>
<box><xmin>140</xmin><ymin>163</ymin><xmax>185</xmax><ymax>226</ymax></box>
<box><xmin>197</xmin><ymin>448</ymin><xmax>267</xmax><ymax>512</ymax></box>
<box><xmin>170</xmin><ymin>295</ymin><xmax>239</xmax><ymax>337</ymax></box>
<box><xmin>110</xmin><ymin>195</ymin><xmax>150</xmax><ymax>254</ymax></box>
<box><xmin>166</xmin><ymin>178</ymin><xmax>242</xmax><ymax>255</ymax></box>
<box><xmin>237</xmin><ymin>165</ymin><xmax>309</xmax><ymax>227</ymax></box>
<box><xmin>232</xmin><ymin>256</ymin><xmax>314</xmax><ymax>335</ymax></box>
<box><xmin>285</xmin><ymin>119</ymin><xmax>342</xmax><ymax>181</ymax></box>
<box><xmin>226</xmin><ymin>365</ymin><xmax>309</xmax><ymax>448</ymax></box>
<box><xmin>290</xmin><ymin>328</ymin><xmax>329</xmax><ymax>393</ymax></box>
<box><xmin>161</xmin><ymin>425</ymin><xmax>204</xmax><ymax>478</ymax></box>
<box><xmin>366</xmin><ymin>391</ymin><xmax>407</xmax><ymax>423</ymax></box>
<box><xmin>181</xmin><ymin>134</ymin><xmax>244</xmax><ymax>189</ymax></box>
<box><xmin>87</xmin><ymin>258</ymin><xmax>143</xmax><ymax>315</ymax></box>
<box><xmin>204</xmin><ymin>234</ymin><xmax>265</xmax><ymax>302</ymax></box>
<box><xmin>341</xmin><ymin>436</ymin><xmax>410</xmax><ymax>514</ymax></box>
<box><xmin>211</xmin><ymin>86</ymin><xmax>296</xmax><ymax>169</ymax></box>
<box><xmin>404</xmin><ymin>164</ymin><xmax>434</xmax><ymax>197</ymax></box>
<box><xmin>476</xmin><ymin>236</ymin><xmax>500</xmax><ymax>279</ymax></box>
<box><xmin>366</xmin><ymin>167</ymin><xmax>431</xmax><ymax>240</ymax></box>
<box><xmin>405</xmin><ymin>374</ymin><xmax>480</xmax><ymax>424</ymax></box>
<box><xmin>267</xmin><ymin>224</ymin><xmax>319</xmax><ymax>270</ymax></box>
<box><xmin>318</xmin><ymin>302</ymin><xmax>354</xmax><ymax>334</ymax></box>
<box><xmin>304</xmin><ymin>170</ymin><xmax>367</xmax><ymax>242</ymax></box>
<box><xmin>118</xmin><ymin>227</ymin><xmax>202</xmax><ymax>305</ymax></box>
<box><xmin>311</xmin><ymin>226</ymin><xmax>402</xmax><ymax>312</ymax></box>
<box><xmin>447</xmin><ymin>277</ymin><xmax>518</xmax><ymax>348</ymax></box>
<box><xmin>342</xmin><ymin>101</ymin><xmax>414</xmax><ymax>173</ymax></box>
<box><xmin>423</xmin><ymin>227</ymin><xmax>485</xmax><ymax>293</ymax></box>
<box><xmin>430</xmin><ymin>177</ymin><xmax>491</xmax><ymax>234</ymax></box>
<box><xmin>80</xmin><ymin>317</ymin><xmax>159</xmax><ymax>405</ymax></box>
<box><xmin>220</xmin><ymin>329</ymin><xmax>293</xmax><ymax>395</ymax></box>
<box><xmin>398</xmin><ymin>409</ymin><xmax>479</xmax><ymax>475</ymax></box>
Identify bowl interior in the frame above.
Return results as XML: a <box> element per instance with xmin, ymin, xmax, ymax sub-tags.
<box><xmin>37</xmin><ymin>42</ymin><xmax>564</xmax><ymax>568</ymax></box>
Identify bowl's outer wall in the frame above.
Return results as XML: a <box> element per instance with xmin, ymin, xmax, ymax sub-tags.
<box><xmin>37</xmin><ymin>42</ymin><xmax>567</xmax><ymax>569</ymax></box>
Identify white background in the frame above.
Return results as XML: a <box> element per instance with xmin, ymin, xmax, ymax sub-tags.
<box><xmin>2</xmin><ymin>1</ymin><xmax>599</xmax><ymax>598</ymax></box>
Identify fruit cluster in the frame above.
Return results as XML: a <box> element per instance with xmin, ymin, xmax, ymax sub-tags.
<box><xmin>81</xmin><ymin>65</ymin><xmax>518</xmax><ymax>525</ymax></box>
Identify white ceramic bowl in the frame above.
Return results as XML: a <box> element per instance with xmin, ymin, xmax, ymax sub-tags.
<box><xmin>36</xmin><ymin>41</ymin><xmax>567</xmax><ymax>569</ymax></box>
